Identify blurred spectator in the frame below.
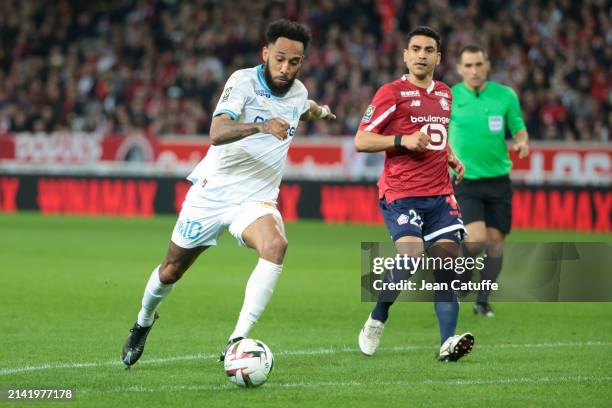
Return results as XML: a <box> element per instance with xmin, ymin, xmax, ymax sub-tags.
<box><xmin>0</xmin><ymin>0</ymin><xmax>609</xmax><ymax>140</ymax></box>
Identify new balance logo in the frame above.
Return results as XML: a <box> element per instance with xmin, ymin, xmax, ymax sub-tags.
<box><xmin>410</xmin><ymin>100</ymin><xmax>421</xmax><ymax>107</ymax></box>
<box><xmin>435</xmin><ymin>91</ymin><xmax>450</xmax><ymax>98</ymax></box>
<box><xmin>400</xmin><ymin>91</ymin><xmax>420</xmax><ymax>97</ymax></box>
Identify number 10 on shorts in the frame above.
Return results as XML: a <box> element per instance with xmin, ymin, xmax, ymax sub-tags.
<box><xmin>177</xmin><ymin>218</ymin><xmax>203</xmax><ymax>240</ymax></box>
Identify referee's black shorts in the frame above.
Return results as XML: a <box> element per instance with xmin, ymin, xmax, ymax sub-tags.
<box><xmin>454</xmin><ymin>174</ymin><xmax>513</xmax><ymax>235</ymax></box>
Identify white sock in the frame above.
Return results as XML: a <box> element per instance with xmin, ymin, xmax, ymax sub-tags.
<box><xmin>229</xmin><ymin>258</ymin><xmax>283</xmax><ymax>340</ymax></box>
<box><xmin>137</xmin><ymin>266</ymin><xmax>175</xmax><ymax>327</ymax></box>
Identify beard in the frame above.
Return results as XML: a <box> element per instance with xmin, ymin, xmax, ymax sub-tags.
<box><xmin>263</xmin><ymin>62</ymin><xmax>296</xmax><ymax>95</ymax></box>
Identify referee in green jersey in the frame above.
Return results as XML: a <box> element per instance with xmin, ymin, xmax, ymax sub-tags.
<box><xmin>449</xmin><ymin>44</ymin><xmax>530</xmax><ymax>317</ymax></box>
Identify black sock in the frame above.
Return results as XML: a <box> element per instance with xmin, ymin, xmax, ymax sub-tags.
<box><xmin>371</xmin><ymin>267</ymin><xmax>411</xmax><ymax>323</ymax></box>
<box><xmin>477</xmin><ymin>254</ymin><xmax>504</xmax><ymax>303</ymax></box>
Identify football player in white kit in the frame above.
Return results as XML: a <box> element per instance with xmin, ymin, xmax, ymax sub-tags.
<box><xmin>122</xmin><ymin>19</ymin><xmax>335</xmax><ymax>367</ymax></box>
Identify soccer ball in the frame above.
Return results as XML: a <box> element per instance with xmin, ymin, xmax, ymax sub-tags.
<box><xmin>224</xmin><ymin>338</ymin><xmax>274</xmax><ymax>388</ymax></box>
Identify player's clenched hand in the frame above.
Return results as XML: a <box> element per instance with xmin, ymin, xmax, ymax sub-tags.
<box><xmin>448</xmin><ymin>153</ymin><xmax>465</xmax><ymax>183</ymax></box>
<box><xmin>402</xmin><ymin>131</ymin><xmax>430</xmax><ymax>151</ymax></box>
<box><xmin>513</xmin><ymin>140</ymin><xmax>529</xmax><ymax>159</ymax></box>
<box><xmin>259</xmin><ymin>118</ymin><xmax>290</xmax><ymax>140</ymax></box>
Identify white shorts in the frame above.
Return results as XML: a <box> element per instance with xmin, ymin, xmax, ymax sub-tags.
<box><xmin>171</xmin><ymin>197</ymin><xmax>282</xmax><ymax>249</ymax></box>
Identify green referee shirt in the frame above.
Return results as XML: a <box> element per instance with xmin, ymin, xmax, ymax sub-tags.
<box><xmin>449</xmin><ymin>81</ymin><xmax>526</xmax><ymax>179</ymax></box>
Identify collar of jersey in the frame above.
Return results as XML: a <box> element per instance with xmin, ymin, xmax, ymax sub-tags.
<box><xmin>463</xmin><ymin>81</ymin><xmax>489</xmax><ymax>95</ymax></box>
<box><xmin>257</xmin><ymin>64</ymin><xmax>289</xmax><ymax>98</ymax></box>
<box><xmin>401</xmin><ymin>74</ymin><xmax>436</xmax><ymax>94</ymax></box>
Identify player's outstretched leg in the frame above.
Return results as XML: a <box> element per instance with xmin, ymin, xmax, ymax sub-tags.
<box><xmin>359</xmin><ymin>267</ymin><xmax>410</xmax><ymax>356</ymax></box>
<box><xmin>220</xmin><ymin>214</ymin><xmax>285</xmax><ymax>361</ymax></box>
<box><xmin>122</xmin><ymin>242</ymin><xmax>206</xmax><ymax>367</ymax></box>
<box><xmin>122</xmin><ymin>313</ymin><xmax>159</xmax><ymax>366</ymax></box>
<box><xmin>359</xmin><ymin>238</ymin><xmax>423</xmax><ymax>356</ymax></box>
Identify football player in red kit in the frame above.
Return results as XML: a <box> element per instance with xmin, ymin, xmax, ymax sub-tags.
<box><xmin>355</xmin><ymin>26</ymin><xmax>474</xmax><ymax>362</ymax></box>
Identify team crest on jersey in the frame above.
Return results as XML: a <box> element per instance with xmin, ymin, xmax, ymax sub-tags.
<box><xmin>362</xmin><ymin>105</ymin><xmax>375</xmax><ymax>122</ymax></box>
<box><xmin>221</xmin><ymin>87</ymin><xmax>232</xmax><ymax>102</ymax></box>
<box><xmin>410</xmin><ymin>100</ymin><xmax>421</xmax><ymax>107</ymax></box>
<box><xmin>435</xmin><ymin>91</ymin><xmax>450</xmax><ymax>98</ymax></box>
<box><xmin>400</xmin><ymin>90</ymin><xmax>420</xmax><ymax>98</ymax></box>
<box><xmin>397</xmin><ymin>214</ymin><xmax>409</xmax><ymax>225</ymax></box>
<box><xmin>255</xmin><ymin>89</ymin><xmax>271</xmax><ymax>98</ymax></box>
<box><xmin>439</xmin><ymin>97</ymin><xmax>450</xmax><ymax>111</ymax></box>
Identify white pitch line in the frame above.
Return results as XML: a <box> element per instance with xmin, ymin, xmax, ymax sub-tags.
<box><xmin>78</xmin><ymin>375</ymin><xmax>612</xmax><ymax>394</ymax></box>
<box><xmin>1</xmin><ymin>341</ymin><xmax>610</xmax><ymax>376</ymax></box>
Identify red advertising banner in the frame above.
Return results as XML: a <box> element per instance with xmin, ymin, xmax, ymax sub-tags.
<box><xmin>0</xmin><ymin>175</ymin><xmax>609</xmax><ymax>232</ymax></box>
<box><xmin>1</xmin><ymin>133</ymin><xmax>610</xmax><ymax>185</ymax></box>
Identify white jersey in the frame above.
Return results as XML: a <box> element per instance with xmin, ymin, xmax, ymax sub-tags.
<box><xmin>187</xmin><ymin>65</ymin><xmax>310</xmax><ymax>204</ymax></box>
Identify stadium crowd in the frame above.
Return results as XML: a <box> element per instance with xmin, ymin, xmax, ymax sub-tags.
<box><xmin>0</xmin><ymin>0</ymin><xmax>609</xmax><ymax>141</ymax></box>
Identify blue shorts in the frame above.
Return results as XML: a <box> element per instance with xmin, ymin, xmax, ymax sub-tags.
<box><xmin>379</xmin><ymin>195</ymin><xmax>466</xmax><ymax>243</ymax></box>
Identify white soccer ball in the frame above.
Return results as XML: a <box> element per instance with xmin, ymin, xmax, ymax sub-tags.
<box><xmin>224</xmin><ymin>338</ymin><xmax>274</xmax><ymax>388</ymax></box>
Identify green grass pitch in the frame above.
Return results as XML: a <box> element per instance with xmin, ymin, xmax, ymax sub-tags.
<box><xmin>1</xmin><ymin>213</ymin><xmax>610</xmax><ymax>407</ymax></box>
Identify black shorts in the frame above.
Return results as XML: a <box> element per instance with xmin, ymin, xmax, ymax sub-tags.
<box><xmin>453</xmin><ymin>175</ymin><xmax>512</xmax><ymax>235</ymax></box>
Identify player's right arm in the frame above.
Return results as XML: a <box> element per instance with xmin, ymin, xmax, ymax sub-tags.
<box><xmin>209</xmin><ymin>71</ymin><xmax>289</xmax><ymax>145</ymax></box>
<box><xmin>354</xmin><ymin>83</ymin><xmax>429</xmax><ymax>153</ymax></box>
<box><xmin>354</xmin><ymin>130</ymin><xmax>430</xmax><ymax>152</ymax></box>
<box><xmin>210</xmin><ymin>116</ymin><xmax>289</xmax><ymax>145</ymax></box>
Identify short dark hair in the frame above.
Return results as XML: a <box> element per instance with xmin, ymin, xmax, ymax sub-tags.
<box><xmin>265</xmin><ymin>19</ymin><xmax>311</xmax><ymax>50</ymax></box>
<box><xmin>458</xmin><ymin>44</ymin><xmax>489</xmax><ymax>62</ymax></box>
<box><xmin>406</xmin><ymin>26</ymin><xmax>441</xmax><ymax>52</ymax></box>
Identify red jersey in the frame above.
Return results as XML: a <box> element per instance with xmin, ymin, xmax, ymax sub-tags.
<box><xmin>358</xmin><ymin>76</ymin><xmax>453</xmax><ymax>202</ymax></box>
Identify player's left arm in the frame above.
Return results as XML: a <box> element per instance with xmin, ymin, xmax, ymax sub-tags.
<box><xmin>447</xmin><ymin>144</ymin><xmax>465</xmax><ymax>183</ymax></box>
<box><xmin>299</xmin><ymin>100</ymin><xmax>336</xmax><ymax>121</ymax></box>
<box><xmin>507</xmin><ymin>88</ymin><xmax>530</xmax><ymax>159</ymax></box>
<box><xmin>446</xmin><ymin>92</ymin><xmax>465</xmax><ymax>182</ymax></box>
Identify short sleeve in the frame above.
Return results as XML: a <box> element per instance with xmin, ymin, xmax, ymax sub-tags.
<box><xmin>506</xmin><ymin>87</ymin><xmax>527</xmax><ymax>135</ymax></box>
<box><xmin>213</xmin><ymin>72</ymin><xmax>249</xmax><ymax>120</ymax></box>
<box><xmin>300</xmin><ymin>96</ymin><xmax>311</xmax><ymax>116</ymax></box>
<box><xmin>358</xmin><ymin>84</ymin><xmax>397</xmax><ymax>133</ymax></box>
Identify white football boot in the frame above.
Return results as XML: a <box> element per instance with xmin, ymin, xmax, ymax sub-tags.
<box><xmin>438</xmin><ymin>332</ymin><xmax>475</xmax><ymax>362</ymax></box>
<box><xmin>358</xmin><ymin>315</ymin><xmax>385</xmax><ymax>356</ymax></box>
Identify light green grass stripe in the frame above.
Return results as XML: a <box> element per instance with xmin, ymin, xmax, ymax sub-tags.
<box><xmin>1</xmin><ymin>341</ymin><xmax>609</xmax><ymax>376</ymax></box>
<box><xmin>79</xmin><ymin>375</ymin><xmax>612</xmax><ymax>393</ymax></box>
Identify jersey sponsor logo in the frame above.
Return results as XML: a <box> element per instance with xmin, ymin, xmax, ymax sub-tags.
<box><xmin>362</xmin><ymin>105</ymin><xmax>375</xmax><ymax>122</ymax></box>
<box><xmin>410</xmin><ymin>115</ymin><xmax>450</xmax><ymax>124</ymax></box>
<box><xmin>435</xmin><ymin>91</ymin><xmax>450</xmax><ymax>98</ymax></box>
<box><xmin>410</xmin><ymin>100</ymin><xmax>421</xmax><ymax>107</ymax></box>
<box><xmin>439</xmin><ymin>97</ymin><xmax>450</xmax><ymax>111</ymax></box>
<box><xmin>488</xmin><ymin>115</ymin><xmax>504</xmax><ymax>132</ymax></box>
<box><xmin>221</xmin><ymin>87</ymin><xmax>232</xmax><ymax>102</ymax></box>
<box><xmin>420</xmin><ymin>123</ymin><xmax>448</xmax><ymax>150</ymax></box>
<box><xmin>255</xmin><ymin>89</ymin><xmax>271</xmax><ymax>98</ymax></box>
<box><xmin>254</xmin><ymin>115</ymin><xmax>296</xmax><ymax>137</ymax></box>
<box><xmin>400</xmin><ymin>90</ymin><xmax>420</xmax><ymax>97</ymax></box>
